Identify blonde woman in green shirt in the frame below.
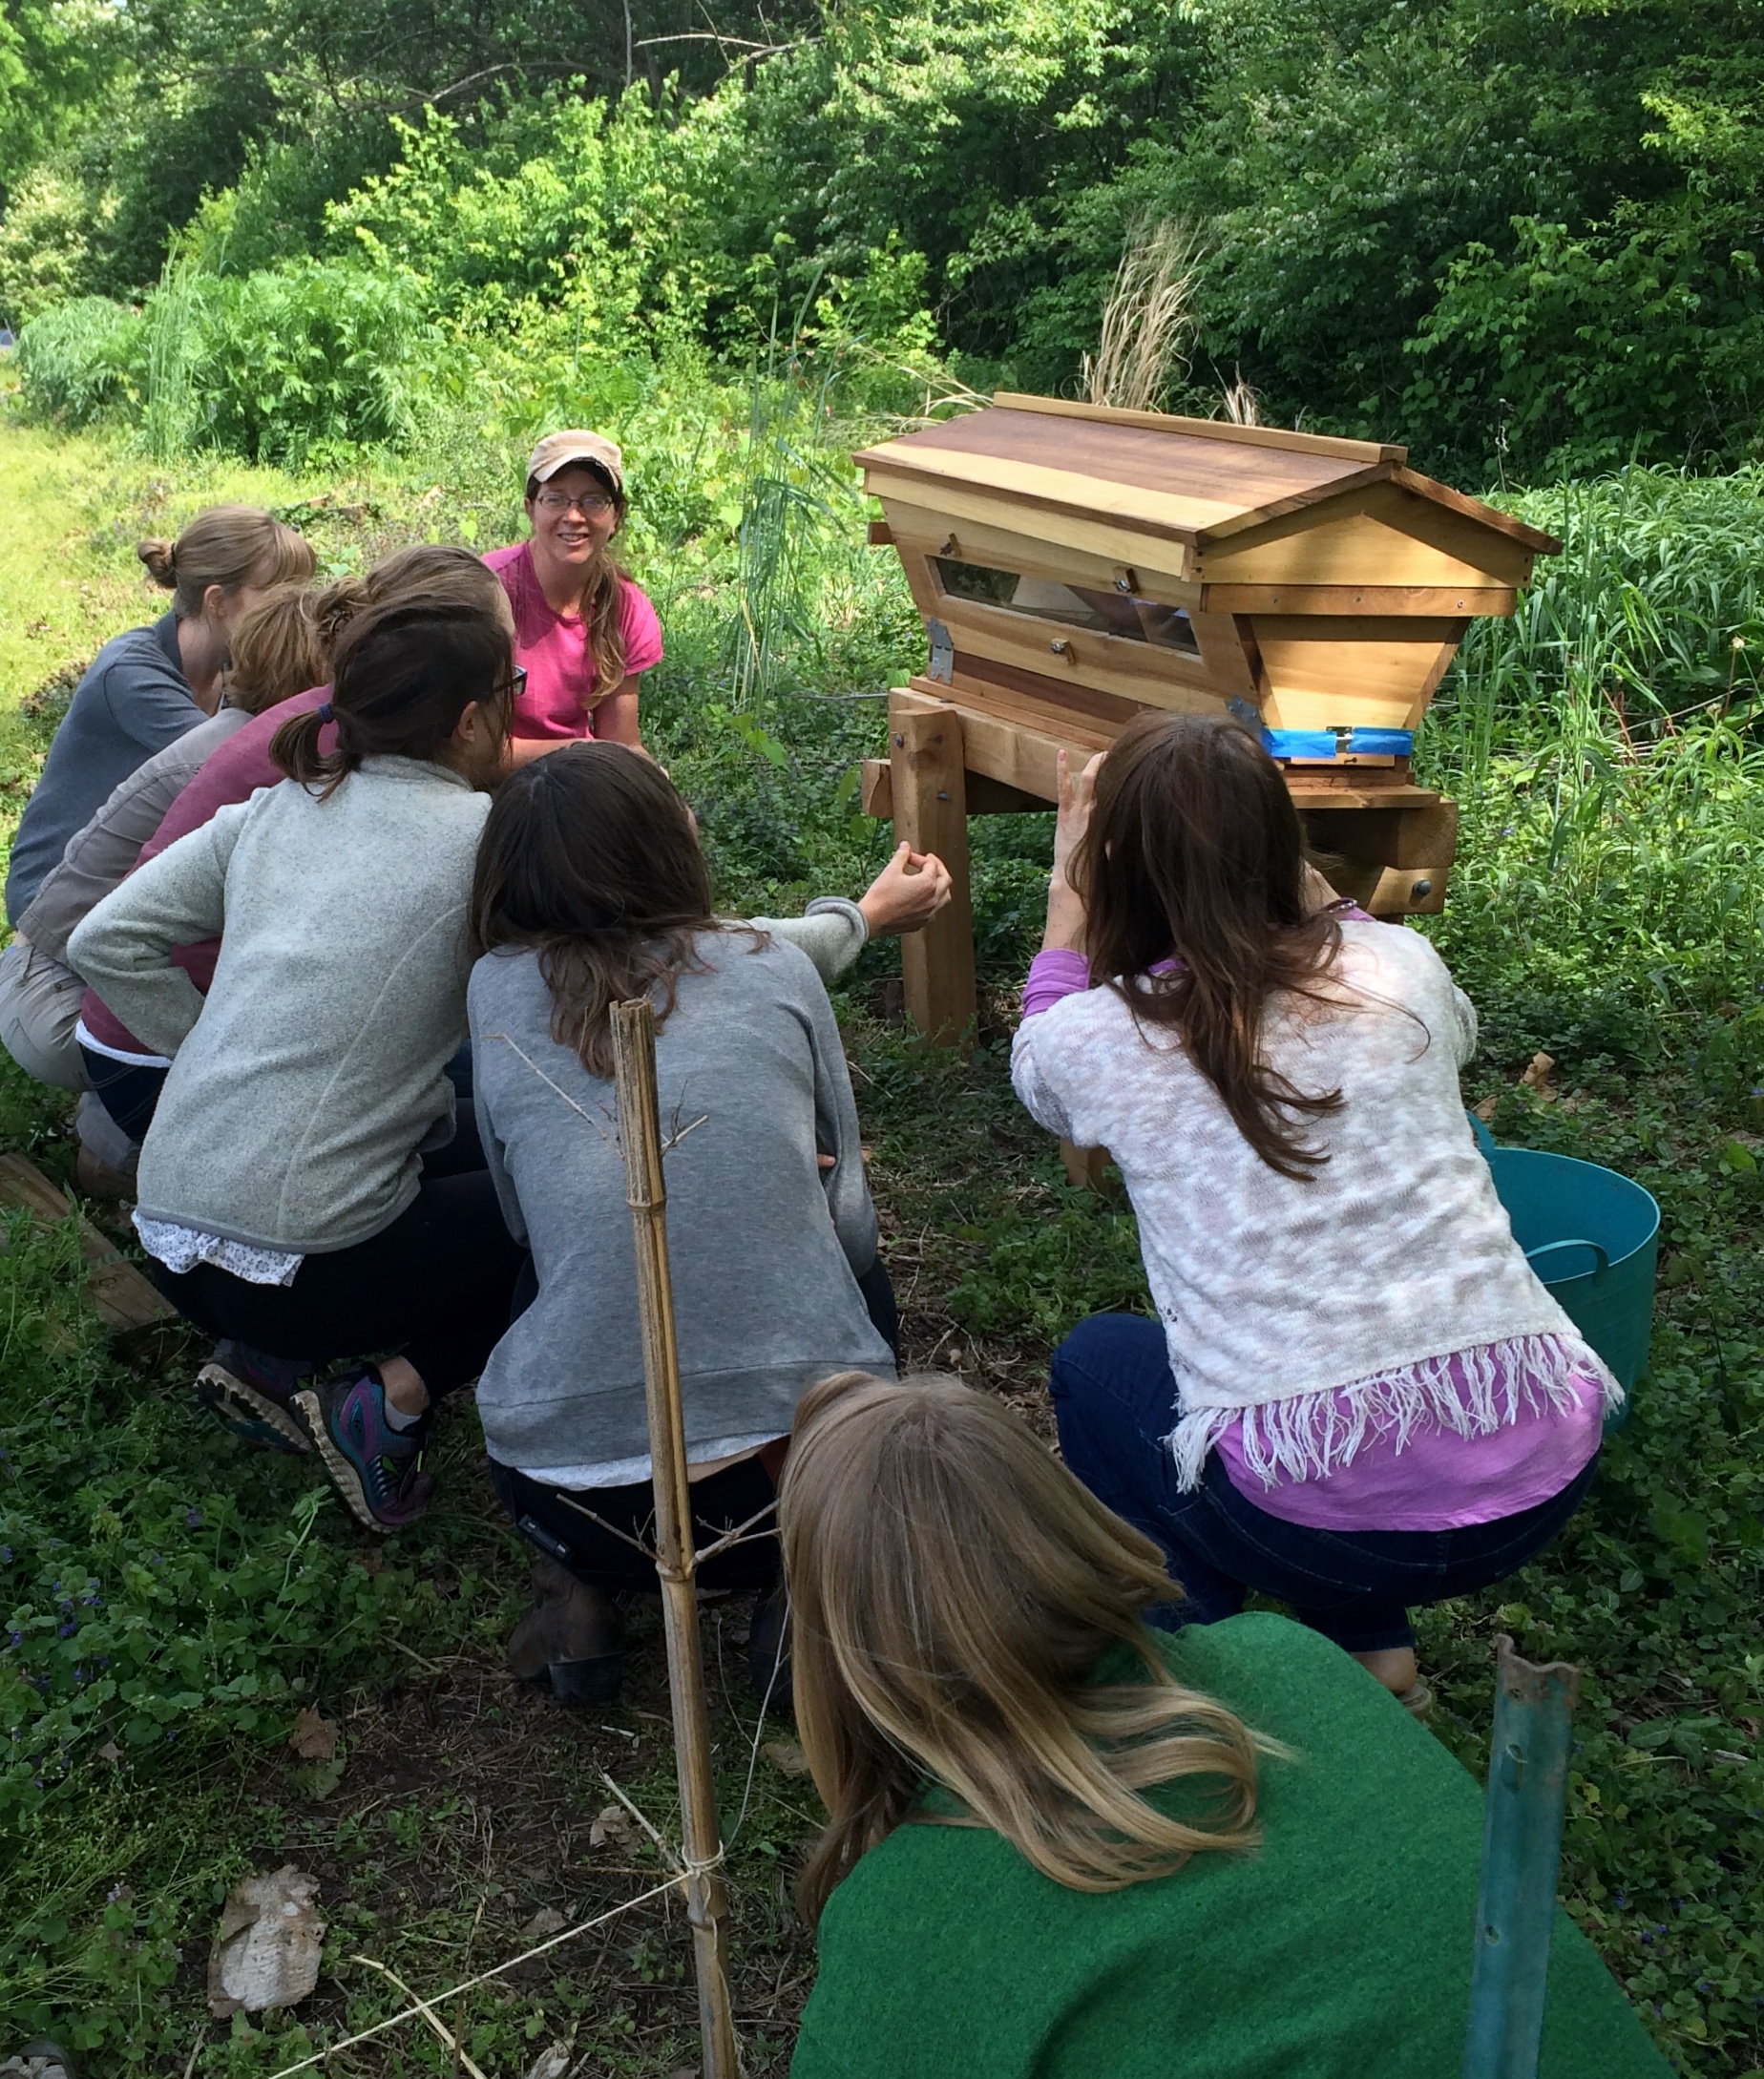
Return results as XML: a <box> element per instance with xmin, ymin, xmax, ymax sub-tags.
<box><xmin>781</xmin><ymin>1372</ymin><xmax>1670</xmax><ymax>2079</ymax></box>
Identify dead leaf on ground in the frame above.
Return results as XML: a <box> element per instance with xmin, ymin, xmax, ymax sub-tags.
<box><xmin>94</xmin><ymin>1739</ymin><xmax>122</xmax><ymax>1764</ymax></box>
<box><xmin>1519</xmin><ymin>1051</ymin><xmax>1558</xmax><ymax>1098</ymax></box>
<box><xmin>763</xmin><ymin>1738</ymin><xmax>810</xmax><ymax>1777</ymax></box>
<box><xmin>1472</xmin><ymin>1095</ymin><xmax>1499</xmax><ymax>1123</ymax></box>
<box><xmin>520</xmin><ymin>1905</ymin><xmax>568</xmax><ymax>1939</ymax></box>
<box><xmin>287</xmin><ymin>1708</ymin><xmax>339</xmax><ymax>1761</ymax></box>
<box><xmin>207</xmin><ymin>1866</ymin><xmax>325</xmax><ymax>2018</ymax></box>
<box><xmin>588</xmin><ymin>1804</ymin><xmax>631</xmax><ymax>1850</ymax></box>
<box><xmin>525</xmin><ymin>2043</ymin><xmax>573</xmax><ymax>2079</ymax></box>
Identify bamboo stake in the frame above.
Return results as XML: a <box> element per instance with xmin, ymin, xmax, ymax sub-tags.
<box><xmin>610</xmin><ymin>998</ymin><xmax>741</xmax><ymax>2079</ymax></box>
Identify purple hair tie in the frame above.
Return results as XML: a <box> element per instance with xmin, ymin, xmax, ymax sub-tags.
<box><xmin>316</xmin><ymin>701</ymin><xmax>333</xmax><ymax>724</ymax></box>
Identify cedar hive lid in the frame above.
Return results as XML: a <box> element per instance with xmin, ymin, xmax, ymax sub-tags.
<box><xmin>855</xmin><ymin>394</ymin><xmax>1558</xmax><ymax>759</ymax></box>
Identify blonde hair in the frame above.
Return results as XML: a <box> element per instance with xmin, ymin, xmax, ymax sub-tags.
<box><xmin>524</xmin><ymin>469</ymin><xmax>629</xmax><ymax>708</ymax></box>
<box><xmin>780</xmin><ymin>1372</ymin><xmax>1269</xmax><ymax>1926</ymax></box>
<box><xmin>266</xmin><ymin>543</ymin><xmax>512</xmax><ymax>679</ymax></box>
<box><xmin>220</xmin><ymin>586</ymin><xmax>331</xmax><ymax>716</ymax></box>
<box><xmin>136</xmin><ymin>505</ymin><xmax>313</xmax><ymax>620</ymax></box>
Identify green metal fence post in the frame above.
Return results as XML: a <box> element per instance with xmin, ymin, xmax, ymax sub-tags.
<box><xmin>1463</xmin><ymin>1636</ymin><xmax>1582</xmax><ymax>2079</ymax></box>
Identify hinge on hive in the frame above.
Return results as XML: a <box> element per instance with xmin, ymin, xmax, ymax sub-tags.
<box><xmin>925</xmin><ymin>618</ymin><xmax>954</xmax><ymax>684</ymax></box>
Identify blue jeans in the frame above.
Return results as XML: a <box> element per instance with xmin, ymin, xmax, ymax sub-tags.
<box><xmin>1049</xmin><ymin>1312</ymin><xmax>1599</xmax><ymax>1655</ymax></box>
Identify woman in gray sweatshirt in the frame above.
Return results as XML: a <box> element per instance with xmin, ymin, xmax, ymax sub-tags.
<box><xmin>467</xmin><ymin>744</ymin><xmax>898</xmax><ymax>1704</ymax></box>
<box><xmin>70</xmin><ymin>595</ymin><xmax>526</xmax><ymax>1535</ymax></box>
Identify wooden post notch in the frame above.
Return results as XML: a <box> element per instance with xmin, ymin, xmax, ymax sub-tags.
<box><xmin>609</xmin><ymin>999</ymin><xmax>741</xmax><ymax>2079</ymax></box>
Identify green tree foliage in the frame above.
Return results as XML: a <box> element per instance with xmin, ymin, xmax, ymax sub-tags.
<box><xmin>5</xmin><ymin>0</ymin><xmax>1763</xmax><ymax>472</ymax></box>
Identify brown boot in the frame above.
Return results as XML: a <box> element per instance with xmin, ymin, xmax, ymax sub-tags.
<box><xmin>507</xmin><ymin>1554</ymin><xmax>623</xmax><ymax>1704</ymax></box>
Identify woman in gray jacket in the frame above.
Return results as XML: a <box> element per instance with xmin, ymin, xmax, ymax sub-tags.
<box><xmin>70</xmin><ymin>595</ymin><xmax>526</xmax><ymax>1534</ymax></box>
<box><xmin>468</xmin><ymin>744</ymin><xmax>898</xmax><ymax>1704</ymax></box>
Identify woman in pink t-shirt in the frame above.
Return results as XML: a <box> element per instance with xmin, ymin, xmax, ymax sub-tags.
<box><xmin>483</xmin><ymin>430</ymin><xmax>662</xmax><ymax>763</ymax></box>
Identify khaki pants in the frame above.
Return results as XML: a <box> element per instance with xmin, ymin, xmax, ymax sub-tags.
<box><xmin>0</xmin><ymin>938</ymin><xmax>88</xmax><ymax>1092</ymax></box>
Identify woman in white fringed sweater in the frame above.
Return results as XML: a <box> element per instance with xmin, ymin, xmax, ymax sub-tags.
<box><xmin>1012</xmin><ymin>712</ymin><xmax>1616</xmax><ymax>1709</ymax></box>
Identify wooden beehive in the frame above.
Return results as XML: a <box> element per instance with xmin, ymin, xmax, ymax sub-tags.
<box><xmin>853</xmin><ymin>392</ymin><xmax>1559</xmax><ymax>1040</ymax></box>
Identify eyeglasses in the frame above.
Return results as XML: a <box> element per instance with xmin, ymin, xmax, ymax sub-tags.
<box><xmin>535</xmin><ymin>490</ymin><xmax>615</xmax><ymax>518</ymax></box>
<box><xmin>498</xmin><ymin>665</ymin><xmax>529</xmax><ymax>704</ymax></box>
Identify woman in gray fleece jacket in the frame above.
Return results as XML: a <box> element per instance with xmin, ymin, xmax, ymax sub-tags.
<box><xmin>468</xmin><ymin>744</ymin><xmax>900</xmax><ymax>1705</ymax></box>
<box><xmin>70</xmin><ymin>595</ymin><xmax>526</xmax><ymax>1534</ymax></box>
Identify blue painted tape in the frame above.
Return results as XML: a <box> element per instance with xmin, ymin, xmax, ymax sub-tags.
<box><xmin>1261</xmin><ymin>726</ymin><xmax>1415</xmax><ymax>761</ymax></box>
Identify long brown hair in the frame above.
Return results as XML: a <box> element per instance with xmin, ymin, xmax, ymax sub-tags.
<box><xmin>269</xmin><ymin>598</ymin><xmax>513</xmax><ymax>799</ymax></box>
<box><xmin>1075</xmin><ymin>712</ymin><xmax>1348</xmax><ymax>1180</ymax></box>
<box><xmin>781</xmin><ymin>1371</ymin><xmax>1268</xmax><ymax>1926</ymax></box>
<box><xmin>470</xmin><ymin>743</ymin><xmax>746</xmax><ymax>1079</ymax></box>
<box><xmin>136</xmin><ymin>505</ymin><xmax>313</xmax><ymax>618</ymax></box>
<box><xmin>525</xmin><ymin>469</ymin><xmax>630</xmax><ymax>707</ymax></box>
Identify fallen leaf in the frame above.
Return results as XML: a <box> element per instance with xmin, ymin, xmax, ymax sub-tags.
<box><xmin>588</xmin><ymin>1804</ymin><xmax>631</xmax><ymax>1849</ymax></box>
<box><xmin>526</xmin><ymin>2045</ymin><xmax>573</xmax><ymax>2079</ymax></box>
<box><xmin>351</xmin><ymin>1548</ymin><xmax>385</xmax><ymax>1575</ymax></box>
<box><xmin>763</xmin><ymin>1737</ymin><xmax>809</xmax><ymax>1777</ymax></box>
<box><xmin>95</xmin><ymin>1740</ymin><xmax>122</xmax><ymax>1764</ymax></box>
<box><xmin>520</xmin><ymin>1906</ymin><xmax>568</xmax><ymax>1939</ymax></box>
<box><xmin>206</xmin><ymin>1866</ymin><xmax>325</xmax><ymax>2018</ymax></box>
<box><xmin>287</xmin><ymin>1708</ymin><xmax>338</xmax><ymax>1761</ymax></box>
<box><xmin>295</xmin><ymin>1754</ymin><xmax>346</xmax><ymax>1801</ymax></box>
<box><xmin>1519</xmin><ymin>1050</ymin><xmax>1557</xmax><ymax>1096</ymax></box>
<box><xmin>1472</xmin><ymin>1095</ymin><xmax>1499</xmax><ymax>1123</ymax></box>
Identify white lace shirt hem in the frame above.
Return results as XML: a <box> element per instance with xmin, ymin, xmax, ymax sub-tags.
<box><xmin>134</xmin><ymin>1213</ymin><xmax>304</xmax><ymax>1287</ymax></box>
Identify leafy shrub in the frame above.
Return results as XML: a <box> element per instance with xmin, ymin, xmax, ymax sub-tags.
<box><xmin>0</xmin><ymin>164</ymin><xmax>111</xmax><ymax>325</ymax></box>
<box><xmin>16</xmin><ymin>296</ymin><xmax>142</xmax><ymax>422</ymax></box>
<box><xmin>328</xmin><ymin>92</ymin><xmax>730</xmax><ymax>351</ymax></box>
<box><xmin>1405</xmin><ymin>218</ymin><xmax>1764</xmax><ymax>479</ymax></box>
<box><xmin>181</xmin><ymin>258</ymin><xmax>440</xmax><ymax>463</ymax></box>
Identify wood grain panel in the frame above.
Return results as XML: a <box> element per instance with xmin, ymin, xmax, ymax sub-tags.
<box><xmin>1301</xmin><ymin>800</ymin><xmax>1460</xmax><ymax>868</ymax></box>
<box><xmin>888</xmin><ymin>692</ymin><xmax>976</xmax><ymax>1044</ymax></box>
<box><xmin>868</xmin><ymin>471</ymin><xmax>1198</xmax><ymax>574</ymax></box>
<box><xmin>1200</xmin><ymin>583</ymin><xmax>1514</xmax><ymax>617</ymax></box>
<box><xmin>883</xmin><ymin>499</ymin><xmax>1200</xmax><ymax>605</ymax></box>
<box><xmin>991</xmin><ymin>392</ymin><xmax>1404</xmax><ymax>463</ymax></box>
<box><xmin>929</xmin><ymin>588</ymin><xmax>1233</xmax><ymax>712</ymax></box>
<box><xmin>1196</xmin><ymin>481</ymin><xmax>1539</xmax><ymax>584</ymax></box>
<box><xmin>861</xmin><ymin>447</ymin><xmax>1244</xmax><ymax>540</ymax></box>
<box><xmin>946</xmin><ymin>658</ymin><xmax>1142</xmax><ymax>730</ymax></box>
<box><xmin>872</xmin><ymin>407</ymin><xmax>1376</xmax><ymax>512</ymax></box>
<box><xmin>1252</xmin><ymin>617</ymin><xmax>1469</xmax><ymax>732</ymax></box>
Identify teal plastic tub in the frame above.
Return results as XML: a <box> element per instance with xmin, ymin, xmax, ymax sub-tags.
<box><xmin>1468</xmin><ymin>1113</ymin><xmax>1660</xmax><ymax>1431</ymax></box>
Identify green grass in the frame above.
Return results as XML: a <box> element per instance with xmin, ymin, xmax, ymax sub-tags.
<box><xmin>0</xmin><ymin>405</ymin><xmax>1760</xmax><ymax>2075</ymax></box>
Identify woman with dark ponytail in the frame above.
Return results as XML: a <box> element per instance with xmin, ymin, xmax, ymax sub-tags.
<box><xmin>70</xmin><ymin>595</ymin><xmax>527</xmax><ymax>1534</ymax></box>
<box><xmin>71</xmin><ymin>546</ymin><xmax>514</xmax><ymax>1165</ymax></box>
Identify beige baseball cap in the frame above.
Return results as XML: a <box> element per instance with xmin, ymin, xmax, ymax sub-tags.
<box><xmin>524</xmin><ymin>429</ymin><xmax>624</xmax><ymax>495</ymax></box>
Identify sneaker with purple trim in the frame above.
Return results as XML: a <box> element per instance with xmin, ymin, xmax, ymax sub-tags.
<box><xmin>292</xmin><ymin>1368</ymin><xmax>433</xmax><ymax>1533</ymax></box>
<box><xmin>196</xmin><ymin>1341</ymin><xmax>316</xmax><ymax>1455</ymax></box>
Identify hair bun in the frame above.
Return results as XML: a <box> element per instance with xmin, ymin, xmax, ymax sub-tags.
<box><xmin>136</xmin><ymin>537</ymin><xmax>178</xmax><ymax>587</ymax></box>
<box><xmin>311</xmin><ymin>575</ymin><xmax>370</xmax><ymax>650</ymax></box>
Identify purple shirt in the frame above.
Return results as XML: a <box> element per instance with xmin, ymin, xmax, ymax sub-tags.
<box><xmin>1020</xmin><ymin>941</ymin><xmax>1601</xmax><ymax>1530</ymax></box>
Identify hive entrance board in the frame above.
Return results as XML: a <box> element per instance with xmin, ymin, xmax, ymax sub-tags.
<box><xmin>853</xmin><ymin>394</ymin><xmax>1558</xmax><ymax>1042</ymax></box>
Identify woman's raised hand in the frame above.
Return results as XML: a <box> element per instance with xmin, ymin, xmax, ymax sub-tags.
<box><xmin>1052</xmin><ymin>748</ymin><xmax>1105</xmax><ymax>890</ymax></box>
<box><xmin>858</xmin><ymin>843</ymin><xmax>955</xmax><ymax>937</ymax></box>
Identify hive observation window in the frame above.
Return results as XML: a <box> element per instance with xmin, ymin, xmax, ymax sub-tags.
<box><xmin>932</xmin><ymin>556</ymin><xmax>1200</xmax><ymax>656</ymax></box>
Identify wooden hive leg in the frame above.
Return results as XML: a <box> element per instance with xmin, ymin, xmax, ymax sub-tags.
<box><xmin>888</xmin><ymin>688</ymin><xmax>976</xmax><ymax>1047</ymax></box>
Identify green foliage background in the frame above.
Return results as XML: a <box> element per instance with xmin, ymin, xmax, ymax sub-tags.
<box><xmin>0</xmin><ymin>0</ymin><xmax>1762</xmax><ymax>2066</ymax></box>
<box><xmin>0</xmin><ymin>0</ymin><xmax>1760</xmax><ymax>474</ymax></box>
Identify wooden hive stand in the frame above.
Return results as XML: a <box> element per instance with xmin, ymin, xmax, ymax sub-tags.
<box><xmin>852</xmin><ymin>393</ymin><xmax>1558</xmax><ymax>1042</ymax></box>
